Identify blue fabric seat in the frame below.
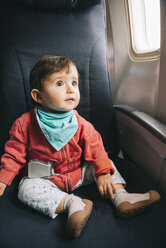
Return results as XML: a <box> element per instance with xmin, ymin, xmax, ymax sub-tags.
<box><xmin>0</xmin><ymin>1</ymin><xmax>166</xmax><ymax>247</ymax></box>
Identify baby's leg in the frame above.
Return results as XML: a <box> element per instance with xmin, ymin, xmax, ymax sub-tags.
<box><xmin>18</xmin><ymin>178</ymin><xmax>93</xmax><ymax>237</ymax></box>
<box><xmin>111</xmin><ymin>160</ymin><xmax>126</xmax><ymax>187</ymax></box>
<box><xmin>18</xmin><ymin>177</ymin><xmax>67</xmax><ymax>219</ymax></box>
<box><xmin>110</xmin><ymin>161</ymin><xmax>160</xmax><ymax>219</ymax></box>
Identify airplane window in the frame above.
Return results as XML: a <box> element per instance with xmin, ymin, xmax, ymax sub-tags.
<box><xmin>126</xmin><ymin>0</ymin><xmax>160</xmax><ymax>60</ymax></box>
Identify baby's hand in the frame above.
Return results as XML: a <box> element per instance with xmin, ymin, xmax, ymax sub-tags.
<box><xmin>0</xmin><ymin>182</ymin><xmax>7</xmax><ymax>196</ymax></box>
<box><xmin>96</xmin><ymin>173</ymin><xmax>116</xmax><ymax>199</ymax></box>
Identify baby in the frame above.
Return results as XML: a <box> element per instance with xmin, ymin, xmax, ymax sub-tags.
<box><xmin>0</xmin><ymin>56</ymin><xmax>160</xmax><ymax>237</ymax></box>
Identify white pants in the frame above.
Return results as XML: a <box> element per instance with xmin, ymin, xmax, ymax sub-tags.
<box><xmin>18</xmin><ymin>160</ymin><xmax>126</xmax><ymax>219</ymax></box>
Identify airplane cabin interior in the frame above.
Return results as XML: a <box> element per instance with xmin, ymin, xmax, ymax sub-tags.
<box><xmin>0</xmin><ymin>0</ymin><xmax>166</xmax><ymax>247</ymax></box>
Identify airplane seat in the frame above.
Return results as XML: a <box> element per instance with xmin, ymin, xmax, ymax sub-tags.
<box><xmin>0</xmin><ymin>0</ymin><xmax>166</xmax><ymax>247</ymax></box>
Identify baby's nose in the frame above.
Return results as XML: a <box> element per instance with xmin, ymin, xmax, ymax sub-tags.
<box><xmin>66</xmin><ymin>84</ymin><xmax>74</xmax><ymax>93</ymax></box>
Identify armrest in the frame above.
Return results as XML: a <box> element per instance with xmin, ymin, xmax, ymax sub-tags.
<box><xmin>114</xmin><ymin>104</ymin><xmax>166</xmax><ymax>194</ymax></box>
<box><xmin>114</xmin><ymin>105</ymin><xmax>166</xmax><ymax>143</ymax></box>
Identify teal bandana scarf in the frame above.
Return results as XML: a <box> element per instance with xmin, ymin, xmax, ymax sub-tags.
<box><xmin>36</xmin><ymin>107</ymin><xmax>78</xmax><ymax>151</ymax></box>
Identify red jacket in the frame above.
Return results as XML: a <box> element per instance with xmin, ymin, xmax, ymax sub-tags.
<box><xmin>0</xmin><ymin>109</ymin><xmax>114</xmax><ymax>192</ymax></box>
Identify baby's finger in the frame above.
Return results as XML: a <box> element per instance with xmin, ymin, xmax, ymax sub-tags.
<box><xmin>107</xmin><ymin>184</ymin><xmax>114</xmax><ymax>199</ymax></box>
<box><xmin>98</xmin><ymin>185</ymin><xmax>104</xmax><ymax>197</ymax></box>
<box><xmin>103</xmin><ymin>184</ymin><xmax>108</xmax><ymax>197</ymax></box>
<box><xmin>110</xmin><ymin>182</ymin><xmax>117</xmax><ymax>194</ymax></box>
<box><xmin>0</xmin><ymin>188</ymin><xmax>5</xmax><ymax>196</ymax></box>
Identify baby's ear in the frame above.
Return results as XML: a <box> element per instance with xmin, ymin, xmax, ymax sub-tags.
<box><xmin>31</xmin><ymin>89</ymin><xmax>43</xmax><ymax>104</ymax></box>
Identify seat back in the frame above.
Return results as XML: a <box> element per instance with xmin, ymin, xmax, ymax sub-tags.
<box><xmin>0</xmin><ymin>0</ymin><xmax>118</xmax><ymax>154</ymax></box>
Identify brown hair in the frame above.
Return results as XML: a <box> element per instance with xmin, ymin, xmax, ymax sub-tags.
<box><xmin>29</xmin><ymin>55</ymin><xmax>78</xmax><ymax>92</ymax></box>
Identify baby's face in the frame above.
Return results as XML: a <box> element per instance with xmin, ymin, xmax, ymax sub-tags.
<box><xmin>40</xmin><ymin>64</ymin><xmax>80</xmax><ymax>112</ymax></box>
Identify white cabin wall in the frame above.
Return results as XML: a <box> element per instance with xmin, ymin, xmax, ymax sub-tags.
<box><xmin>155</xmin><ymin>0</ymin><xmax>166</xmax><ymax>124</ymax></box>
<box><xmin>107</xmin><ymin>0</ymin><xmax>160</xmax><ymax>117</ymax></box>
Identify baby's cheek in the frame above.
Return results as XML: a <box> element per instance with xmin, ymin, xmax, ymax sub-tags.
<box><xmin>50</xmin><ymin>94</ymin><xmax>60</xmax><ymax>103</ymax></box>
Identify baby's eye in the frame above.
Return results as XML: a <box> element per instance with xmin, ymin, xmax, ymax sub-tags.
<box><xmin>72</xmin><ymin>81</ymin><xmax>78</xmax><ymax>86</ymax></box>
<box><xmin>56</xmin><ymin>81</ymin><xmax>64</xmax><ymax>86</ymax></box>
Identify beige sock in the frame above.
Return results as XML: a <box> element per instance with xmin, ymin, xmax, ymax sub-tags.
<box><xmin>64</xmin><ymin>194</ymin><xmax>86</xmax><ymax>218</ymax></box>
<box><xmin>113</xmin><ymin>190</ymin><xmax>150</xmax><ymax>207</ymax></box>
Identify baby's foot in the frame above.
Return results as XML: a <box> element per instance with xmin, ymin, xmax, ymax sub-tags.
<box><xmin>112</xmin><ymin>190</ymin><xmax>160</xmax><ymax>219</ymax></box>
<box><xmin>64</xmin><ymin>194</ymin><xmax>93</xmax><ymax>237</ymax></box>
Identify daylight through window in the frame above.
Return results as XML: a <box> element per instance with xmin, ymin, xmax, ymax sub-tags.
<box><xmin>127</xmin><ymin>0</ymin><xmax>160</xmax><ymax>56</ymax></box>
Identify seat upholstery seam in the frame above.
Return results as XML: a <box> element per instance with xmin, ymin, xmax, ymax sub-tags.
<box><xmin>14</xmin><ymin>47</ymin><xmax>29</xmax><ymax>112</ymax></box>
<box><xmin>89</xmin><ymin>35</ymin><xmax>103</xmax><ymax>122</ymax></box>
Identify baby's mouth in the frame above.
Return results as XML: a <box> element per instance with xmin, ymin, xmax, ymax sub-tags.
<box><xmin>65</xmin><ymin>98</ymin><xmax>75</xmax><ymax>102</ymax></box>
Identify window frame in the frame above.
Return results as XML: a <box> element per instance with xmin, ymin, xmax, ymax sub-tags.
<box><xmin>125</xmin><ymin>0</ymin><xmax>160</xmax><ymax>61</ymax></box>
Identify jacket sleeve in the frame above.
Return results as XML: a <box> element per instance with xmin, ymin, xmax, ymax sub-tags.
<box><xmin>0</xmin><ymin>118</ymin><xmax>28</xmax><ymax>185</ymax></box>
<box><xmin>82</xmin><ymin>121</ymin><xmax>115</xmax><ymax>177</ymax></box>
